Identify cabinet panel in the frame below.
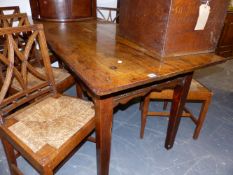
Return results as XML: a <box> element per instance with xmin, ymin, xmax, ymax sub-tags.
<box><xmin>69</xmin><ymin>0</ymin><xmax>92</xmax><ymax>18</ymax></box>
<box><xmin>119</xmin><ymin>0</ymin><xmax>229</xmax><ymax>57</ymax></box>
<box><xmin>30</xmin><ymin>0</ymin><xmax>96</xmax><ymax>21</ymax></box>
<box><xmin>38</xmin><ymin>0</ymin><xmax>68</xmax><ymax>19</ymax></box>
<box><xmin>216</xmin><ymin>12</ymin><xmax>233</xmax><ymax>57</ymax></box>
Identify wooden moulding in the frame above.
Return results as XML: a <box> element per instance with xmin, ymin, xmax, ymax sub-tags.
<box><xmin>119</xmin><ymin>0</ymin><xmax>229</xmax><ymax>58</ymax></box>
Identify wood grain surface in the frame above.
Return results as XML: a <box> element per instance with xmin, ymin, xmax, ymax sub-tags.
<box><xmin>39</xmin><ymin>20</ymin><xmax>228</xmax><ymax>96</ymax></box>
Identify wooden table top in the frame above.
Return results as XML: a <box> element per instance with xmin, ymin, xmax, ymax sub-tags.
<box><xmin>39</xmin><ymin>19</ymin><xmax>228</xmax><ymax>96</ymax></box>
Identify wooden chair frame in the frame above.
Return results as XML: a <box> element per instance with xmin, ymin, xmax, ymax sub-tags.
<box><xmin>0</xmin><ymin>6</ymin><xmax>20</xmax><ymax>15</ymax></box>
<box><xmin>0</xmin><ymin>24</ymin><xmax>95</xmax><ymax>175</ymax></box>
<box><xmin>97</xmin><ymin>7</ymin><xmax>119</xmax><ymax>23</ymax></box>
<box><xmin>140</xmin><ymin>79</ymin><xmax>213</xmax><ymax>140</ymax></box>
<box><xmin>0</xmin><ymin>13</ymin><xmax>76</xmax><ymax>94</ymax></box>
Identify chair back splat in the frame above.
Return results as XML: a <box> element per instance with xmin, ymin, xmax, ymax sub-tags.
<box><xmin>0</xmin><ymin>13</ymin><xmax>77</xmax><ymax>95</ymax></box>
<box><xmin>0</xmin><ymin>13</ymin><xmax>30</xmax><ymax>28</ymax></box>
<box><xmin>0</xmin><ymin>24</ymin><xmax>56</xmax><ymax>119</ymax></box>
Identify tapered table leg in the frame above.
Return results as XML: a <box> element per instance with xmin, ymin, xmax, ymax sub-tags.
<box><xmin>165</xmin><ymin>73</ymin><xmax>193</xmax><ymax>149</ymax></box>
<box><xmin>95</xmin><ymin>97</ymin><xmax>114</xmax><ymax>175</ymax></box>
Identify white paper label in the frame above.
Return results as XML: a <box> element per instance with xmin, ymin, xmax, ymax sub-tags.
<box><xmin>194</xmin><ymin>3</ymin><xmax>210</xmax><ymax>30</ymax></box>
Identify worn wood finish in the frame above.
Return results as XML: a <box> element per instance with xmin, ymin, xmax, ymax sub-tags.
<box><xmin>39</xmin><ymin>20</ymin><xmax>228</xmax><ymax>97</ymax></box>
<box><xmin>119</xmin><ymin>0</ymin><xmax>229</xmax><ymax>57</ymax></box>
<box><xmin>36</xmin><ymin>19</ymin><xmax>230</xmax><ymax>175</ymax></box>
<box><xmin>29</xmin><ymin>0</ymin><xmax>97</xmax><ymax>22</ymax></box>
<box><xmin>0</xmin><ymin>25</ymin><xmax>96</xmax><ymax>175</ymax></box>
<box><xmin>216</xmin><ymin>11</ymin><xmax>233</xmax><ymax>58</ymax></box>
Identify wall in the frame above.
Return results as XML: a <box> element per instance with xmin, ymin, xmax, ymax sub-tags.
<box><xmin>0</xmin><ymin>0</ymin><xmax>117</xmax><ymax>15</ymax></box>
<box><xmin>98</xmin><ymin>0</ymin><xmax>117</xmax><ymax>7</ymax></box>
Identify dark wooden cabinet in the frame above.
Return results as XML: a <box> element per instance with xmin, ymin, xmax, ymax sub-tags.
<box><xmin>119</xmin><ymin>0</ymin><xmax>229</xmax><ymax>57</ymax></box>
<box><xmin>216</xmin><ymin>11</ymin><xmax>233</xmax><ymax>58</ymax></box>
<box><xmin>29</xmin><ymin>0</ymin><xmax>96</xmax><ymax>22</ymax></box>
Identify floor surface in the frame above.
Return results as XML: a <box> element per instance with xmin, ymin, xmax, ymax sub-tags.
<box><xmin>1</xmin><ymin>59</ymin><xmax>233</xmax><ymax>175</ymax></box>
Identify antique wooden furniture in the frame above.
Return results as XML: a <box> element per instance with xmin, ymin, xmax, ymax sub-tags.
<box><xmin>29</xmin><ymin>0</ymin><xmax>97</xmax><ymax>22</ymax></box>
<box><xmin>0</xmin><ymin>13</ymin><xmax>76</xmax><ymax>94</ymax></box>
<box><xmin>216</xmin><ymin>11</ymin><xmax>233</xmax><ymax>58</ymax></box>
<box><xmin>36</xmin><ymin>19</ymin><xmax>228</xmax><ymax>175</ymax></box>
<box><xmin>0</xmin><ymin>6</ymin><xmax>20</xmax><ymax>51</ymax></box>
<box><xmin>97</xmin><ymin>7</ymin><xmax>119</xmax><ymax>23</ymax></box>
<box><xmin>0</xmin><ymin>6</ymin><xmax>20</xmax><ymax>15</ymax></box>
<box><xmin>140</xmin><ymin>79</ymin><xmax>213</xmax><ymax>140</ymax></box>
<box><xmin>0</xmin><ymin>24</ymin><xmax>95</xmax><ymax>175</ymax></box>
<box><xmin>119</xmin><ymin>0</ymin><xmax>229</xmax><ymax>57</ymax></box>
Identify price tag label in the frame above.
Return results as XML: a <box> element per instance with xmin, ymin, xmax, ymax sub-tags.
<box><xmin>194</xmin><ymin>2</ymin><xmax>211</xmax><ymax>30</ymax></box>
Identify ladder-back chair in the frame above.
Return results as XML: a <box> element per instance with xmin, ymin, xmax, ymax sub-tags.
<box><xmin>0</xmin><ymin>13</ymin><xmax>76</xmax><ymax>94</ymax></box>
<box><xmin>0</xmin><ymin>24</ymin><xmax>95</xmax><ymax>175</ymax></box>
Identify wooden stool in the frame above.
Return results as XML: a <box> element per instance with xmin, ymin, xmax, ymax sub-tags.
<box><xmin>140</xmin><ymin>79</ymin><xmax>213</xmax><ymax>140</ymax></box>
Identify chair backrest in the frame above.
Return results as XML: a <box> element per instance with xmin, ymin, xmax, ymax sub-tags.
<box><xmin>97</xmin><ymin>7</ymin><xmax>119</xmax><ymax>23</ymax></box>
<box><xmin>0</xmin><ymin>6</ymin><xmax>20</xmax><ymax>15</ymax></box>
<box><xmin>0</xmin><ymin>13</ymin><xmax>30</xmax><ymax>28</ymax></box>
<box><xmin>0</xmin><ymin>13</ymin><xmax>35</xmax><ymax>77</ymax></box>
<box><xmin>0</xmin><ymin>24</ymin><xmax>56</xmax><ymax>119</ymax></box>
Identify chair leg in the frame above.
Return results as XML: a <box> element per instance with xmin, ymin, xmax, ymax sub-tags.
<box><xmin>140</xmin><ymin>95</ymin><xmax>150</xmax><ymax>139</ymax></box>
<box><xmin>75</xmin><ymin>82</ymin><xmax>84</xmax><ymax>99</ymax></box>
<box><xmin>193</xmin><ymin>98</ymin><xmax>211</xmax><ymax>139</ymax></box>
<box><xmin>163</xmin><ymin>100</ymin><xmax>169</xmax><ymax>110</ymax></box>
<box><xmin>139</xmin><ymin>99</ymin><xmax>144</xmax><ymax>111</ymax></box>
<box><xmin>1</xmin><ymin>138</ymin><xmax>18</xmax><ymax>175</ymax></box>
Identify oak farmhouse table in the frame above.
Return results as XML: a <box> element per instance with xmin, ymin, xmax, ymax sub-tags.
<box><xmin>36</xmin><ymin>19</ymin><xmax>228</xmax><ymax>175</ymax></box>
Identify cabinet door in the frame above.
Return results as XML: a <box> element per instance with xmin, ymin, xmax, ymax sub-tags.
<box><xmin>38</xmin><ymin>0</ymin><xmax>69</xmax><ymax>19</ymax></box>
<box><xmin>69</xmin><ymin>0</ymin><xmax>92</xmax><ymax>18</ymax></box>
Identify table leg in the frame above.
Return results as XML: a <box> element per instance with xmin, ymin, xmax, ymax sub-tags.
<box><xmin>165</xmin><ymin>73</ymin><xmax>193</xmax><ymax>149</ymax></box>
<box><xmin>95</xmin><ymin>97</ymin><xmax>113</xmax><ymax>175</ymax></box>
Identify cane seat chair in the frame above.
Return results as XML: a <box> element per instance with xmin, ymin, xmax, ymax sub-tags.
<box><xmin>0</xmin><ymin>24</ymin><xmax>96</xmax><ymax>175</ymax></box>
<box><xmin>140</xmin><ymin>79</ymin><xmax>213</xmax><ymax>140</ymax></box>
<box><xmin>0</xmin><ymin>13</ymin><xmax>76</xmax><ymax>94</ymax></box>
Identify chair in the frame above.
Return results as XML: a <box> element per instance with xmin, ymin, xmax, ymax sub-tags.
<box><xmin>97</xmin><ymin>7</ymin><xmax>119</xmax><ymax>23</ymax></box>
<box><xmin>0</xmin><ymin>7</ymin><xmax>20</xmax><ymax>51</ymax></box>
<box><xmin>0</xmin><ymin>24</ymin><xmax>96</xmax><ymax>175</ymax></box>
<box><xmin>0</xmin><ymin>13</ymin><xmax>76</xmax><ymax>94</ymax></box>
<box><xmin>140</xmin><ymin>79</ymin><xmax>213</xmax><ymax>139</ymax></box>
<box><xmin>0</xmin><ymin>6</ymin><xmax>20</xmax><ymax>15</ymax></box>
